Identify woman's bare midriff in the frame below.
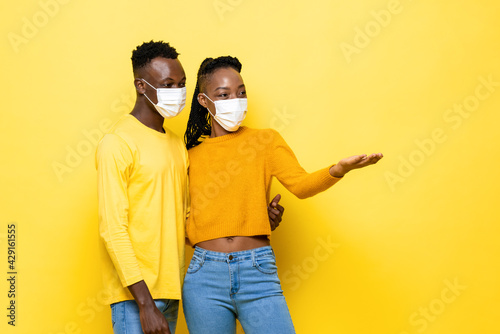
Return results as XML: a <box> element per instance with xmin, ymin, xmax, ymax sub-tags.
<box><xmin>195</xmin><ymin>235</ymin><xmax>270</xmax><ymax>253</ymax></box>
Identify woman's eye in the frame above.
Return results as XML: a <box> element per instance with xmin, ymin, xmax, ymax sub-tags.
<box><xmin>218</xmin><ymin>93</ymin><xmax>228</xmax><ymax>98</ymax></box>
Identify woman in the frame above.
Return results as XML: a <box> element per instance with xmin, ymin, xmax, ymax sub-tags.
<box><xmin>182</xmin><ymin>56</ymin><xmax>383</xmax><ymax>333</ymax></box>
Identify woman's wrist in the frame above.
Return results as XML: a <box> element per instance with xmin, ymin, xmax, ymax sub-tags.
<box><xmin>329</xmin><ymin>164</ymin><xmax>347</xmax><ymax>178</ymax></box>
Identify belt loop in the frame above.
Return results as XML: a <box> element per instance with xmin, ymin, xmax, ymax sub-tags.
<box><xmin>251</xmin><ymin>249</ymin><xmax>256</xmax><ymax>267</ymax></box>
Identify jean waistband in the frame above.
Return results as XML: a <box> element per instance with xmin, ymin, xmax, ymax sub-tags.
<box><xmin>193</xmin><ymin>245</ymin><xmax>274</xmax><ymax>262</ymax></box>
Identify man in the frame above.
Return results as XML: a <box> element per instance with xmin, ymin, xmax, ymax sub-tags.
<box><xmin>96</xmin><ymin>41</ymin><xmax>284</xmax><ymax>334</ymax></box>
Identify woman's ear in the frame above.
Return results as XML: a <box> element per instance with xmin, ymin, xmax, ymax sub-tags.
<box><xmin>198</xmin><ymin>93</ymin><xmax>208</xmax><ymax>108</ymax></box>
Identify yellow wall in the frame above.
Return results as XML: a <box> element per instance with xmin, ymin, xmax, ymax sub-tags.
<box><xmin>1</xmin><ymin>0</ymin><xmax>499</xmax><ymax>333</ymax></box>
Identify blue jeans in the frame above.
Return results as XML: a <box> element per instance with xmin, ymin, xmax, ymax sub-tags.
<box><xmin>182</xmin><ymin>246</ymin><xmax>296</xmax><ymax>333</ymax></box>
<box><xmin>110</xmin><ymin>299</ymin><xmax>179</xmax><ymax>334</ymax></box>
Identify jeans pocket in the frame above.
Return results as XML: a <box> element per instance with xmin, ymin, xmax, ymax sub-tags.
<box><xmin>162</xmin><ymin>299</ymin><xmax>179</xmax><ymax>322</ymax></box>
<box><xmin>255</xmin><ymin>255</ymin><xmax>278</xmax><ymax>274</ymax></box>
<box><xmin>186</xmin><ymin>254</ymin><xmax>204</xmax><ymax>274</ymax></box>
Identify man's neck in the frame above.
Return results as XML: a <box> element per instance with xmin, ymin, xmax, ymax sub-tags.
<box><xmin>130</xmin><ymin>101</ymin><xmax>165</xmax><ymax>133</ymax></box>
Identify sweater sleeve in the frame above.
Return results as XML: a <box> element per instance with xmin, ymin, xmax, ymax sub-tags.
<box><xmin>96</xmin><ymin>134</ymin><xmax>143</xmax><ymax>287</ymax></box>
<box><xmin>267</xmin><ymin>129</ymin><xmax>342</xmax><ymax>199</ymax></box>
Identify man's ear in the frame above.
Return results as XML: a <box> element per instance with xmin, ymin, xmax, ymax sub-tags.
<box><xmin>198</xmin><ymin>93</ymin><xmax>208</xmax><ymax>108</ymax></box>
<box><xmin>134</xmin><ymin>78</ymin><xmax>146</xmax><ymax>94</ymax></box>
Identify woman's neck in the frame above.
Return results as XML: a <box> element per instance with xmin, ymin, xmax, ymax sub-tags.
<box><xmin>210</xmin><ymin>122</ymin><xmax>231</xmax><ymax>138</ymax></box>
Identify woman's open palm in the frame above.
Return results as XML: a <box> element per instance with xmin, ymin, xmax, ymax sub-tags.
<box><xmin>339</xmin><ymin>153</ymin><xmax>383</xmax><ymax>172</ymax></box>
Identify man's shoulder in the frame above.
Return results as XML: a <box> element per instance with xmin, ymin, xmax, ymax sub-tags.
<box><xmin>96</xmin><ymin>116</ymin><xmax>136</xmax><ymax>153</ymax></box>
<box><xmin>102</xmin><ymin>114</ymin><xmax>152</xmax><ymax>149</ymax></box>
<box><xmin>164</xmin><ymin>127</ymin><xmax>184</xmax><ymax>145</ymax></box>
<box><xmin>106</xmin><ymin>114</ymin><xmax>136</xmax><ymax>137</ymax></box>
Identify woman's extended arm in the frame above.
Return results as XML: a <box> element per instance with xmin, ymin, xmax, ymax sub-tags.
<box><xmin>268</xmin><ymin>130</ymin><xmax>382</xmax><ymax>199</ymax></box>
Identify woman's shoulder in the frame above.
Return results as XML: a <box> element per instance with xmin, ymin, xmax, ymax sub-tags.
<box><xmin>249</xmin><ymin>128</ymin><xmax>287</xmax><ymax>148</ymax></box>
<box><xmin>241</xmin><ymin>126</ymin><xmax>280</xmax><ymax>139</ymax></box>
<box><xmin>187</xmin><ymin>141</ymin><xmax>204</xmax><ymax>156</ymax></box>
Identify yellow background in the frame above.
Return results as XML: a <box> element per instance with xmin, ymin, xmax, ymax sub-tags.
<box><xmin>1</xmin><ymin>0</ymin><xmax>499</xmax><ymax>333</ymax></box>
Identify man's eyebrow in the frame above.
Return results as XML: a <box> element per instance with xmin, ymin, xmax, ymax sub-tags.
<box><xmin>161</xmin><ymin>76</ymin><xmax>186</xmax><ymax>82</ymax></box>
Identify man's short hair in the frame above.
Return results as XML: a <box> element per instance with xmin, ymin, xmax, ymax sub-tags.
<box><xmin>131</xmin><ymin>40</ymin><xmax>179</xmax><ymax>74</ymax></box>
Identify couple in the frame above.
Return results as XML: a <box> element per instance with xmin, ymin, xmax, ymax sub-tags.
<box><xmin>96</xmin><ymin>41</ymin><xmax>383</xmax><ymax>334</ymax></box>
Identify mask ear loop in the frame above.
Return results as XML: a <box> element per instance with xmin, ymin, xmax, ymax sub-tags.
<box><xmin>140</xmin><ymin>78</ymin><xmax>157</xmax><ymax>90</ymax></box>
<box><xmin>140</xmin><ymin>78</ymin><xmax>158</xmax><ymax>106</ymax></box>
<box><xmin>203</xmin><ymin>93</ymin><xmax>217</xmax><ymax>117</ymax></box>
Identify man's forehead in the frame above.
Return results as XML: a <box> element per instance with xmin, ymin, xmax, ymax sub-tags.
<box><xmin>145</xmin><ymin>57</ymin><xmax>185</xmax><ymax>79</ymax></box>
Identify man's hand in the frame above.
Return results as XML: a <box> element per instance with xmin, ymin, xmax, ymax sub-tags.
<box><xmin>128</xmin><ymin>280</ymin><xmax>171</xmax><ymax>334</ymax></box>
<box><xmin>138</xmin><ymin>302</ymin><xmax>171</xmax><ymax>334</ymax></box>
<box><xmin>268</xmin><ymin>194</ymin><xmax>285</xmax><ymax>231</ymax></box>
<box><xmin>330</xmin><ymin>153</ymin><xmax>383</xmax><ymax>177</ymax></box>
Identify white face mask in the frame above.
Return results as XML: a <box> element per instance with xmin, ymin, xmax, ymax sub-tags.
<box><xmin>141</xmin><ymin>79</ymin><xmax>186</xmax><ymax>119</ymax></box>
<box><xmin>203</xmin><ymin>94</ymin><xmax>247</xmax><ymax>132</ymax></box>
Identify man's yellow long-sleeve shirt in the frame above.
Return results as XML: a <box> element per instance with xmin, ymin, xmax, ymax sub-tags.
<box><xmin>96</xmin><ymin>114</ymin><xmax>189</xmax><ymax>305</ymax></box>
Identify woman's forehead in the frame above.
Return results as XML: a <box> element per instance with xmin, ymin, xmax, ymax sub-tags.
<box><xmin>205</xmin><ymin>68</ymin><xmax>243</xmax><ymax>88</ymax></box>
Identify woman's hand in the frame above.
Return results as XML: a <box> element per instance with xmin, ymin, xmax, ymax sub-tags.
<box><xmin>330</xmin><ymin>153</ymin><xmax>383</xmax><ymax>178</ymax></box>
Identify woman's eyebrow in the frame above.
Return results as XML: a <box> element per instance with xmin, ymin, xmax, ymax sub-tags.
<box><xmin>215</xmin><ymin>84</ymin><xmax>245</xmax><ymax>90</ymax></box>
